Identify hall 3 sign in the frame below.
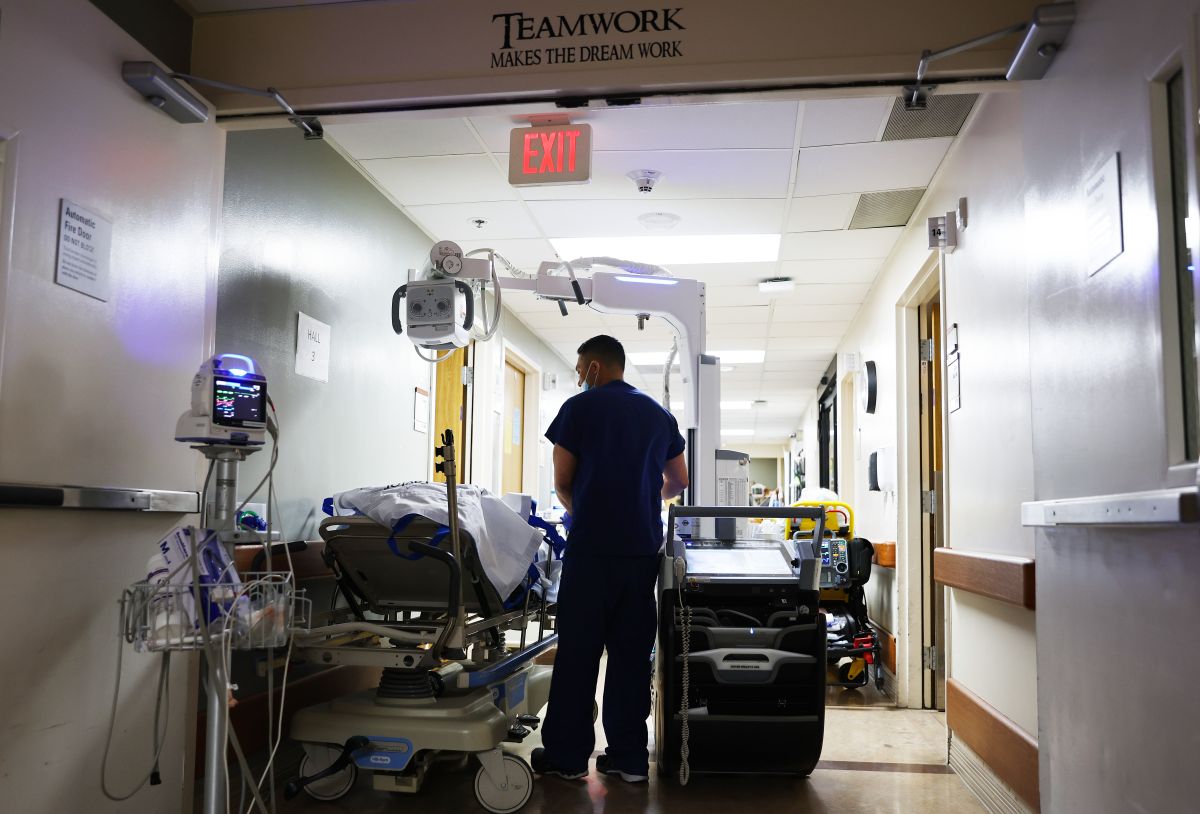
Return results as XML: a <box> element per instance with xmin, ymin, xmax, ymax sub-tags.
<box><xmin>508</xmin><ymin>123</ymin><xmax>593</xmax><ymax>185</ymax></box>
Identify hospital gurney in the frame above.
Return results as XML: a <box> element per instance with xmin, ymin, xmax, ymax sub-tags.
<box><xmin>789</xmin><ymin>501</ymin><xmax>883</xmax><ymax>691</ymax></box>
<box><xmin>286</xmin><ymin>431</ymin><xmax>557</xmax><ymax>813</ymax></box>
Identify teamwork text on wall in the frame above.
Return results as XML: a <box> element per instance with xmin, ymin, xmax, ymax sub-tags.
<box><xmin>490</xmin><ymin>7</ymin><xmax>686</xmax><ymax>69</ymax></box>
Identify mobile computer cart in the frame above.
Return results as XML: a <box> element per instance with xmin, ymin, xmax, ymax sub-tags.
<box><xmin>656</xmin><ymin>505</ymin><xmax>827</xmax><ymax>779</ymax></box>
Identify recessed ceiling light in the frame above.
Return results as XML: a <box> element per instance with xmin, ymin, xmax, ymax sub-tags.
<box><xmin>550</xmin><ymin>235</ymin><xmax>780</xmax><ymax>265</ymax></box>
<box><xmin>637</xmin><ymin>212</ymin><xmax>682</xmax><ymax>232</ymax></box>
<box><xmin>721</xmin><ymin>366</ymin><xmax>734</xmax><ymax>373</ymax></box>
<box><xmin>722</xmin><ymin>429</ymin><xmax>755</xmax><ymax>437</ymax></box>
<box><xmin>758</xmin><ymin>276</ymin><xmax>794</xmax><ymax>293</ymax></box>
<box><xmin>628</xmin><ymin>349</ymin><xmax>766</xmax><ymax>366</ymax></box>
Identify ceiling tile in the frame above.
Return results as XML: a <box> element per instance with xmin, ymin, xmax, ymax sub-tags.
<box><xmin>528</xmin><ymin>198</ymin><xmax>787</xmax><ymax>237</ymax></box>
<box><xmin>780</xmin><ymin>228</ymin><xmax>902</xmax><ymax>260</ymax></box>
<box><xmin>326</xmin><ymin>118</ymin><xmax>483</xmax><ymax>159</ymax></box>
<box><xmin>799</xmin><ymin>97</ymin><xmax>893</xmax><ymax>147</ymax></box>
<box><xmin>767</xmin><ymin>320</ymin><xmax>850</xmax><ymax>337</ymax></box>
<box><xmin>793</xmin><ymin>138</ymin><xmax>953</xmax><ymax>197</ymax></box>
<box><xmin>709</xmin><ymin>323</ymin><xmax>769</xmax><ymax>340</ymax></box>
<box><xmin>667</xmin><ymin>263</ymin><xmax>780</xmax><ymax>286</ymax></box>
<box><xmin>785</xmin><ymin>194</ymin><xmax>859</xmax><ymax>232</ymax></box>
<box><xmin>709</xmin><ymin>305</ymin><xmax>772</xmax><ymax>324</ymax></box>
<box><xmin>363</xmin><ymin>155</ymin><xmax>515</xmax><ymax>205</ymax></box>
<box><xmin>780</xmin><ymin>303</ymin><xmax>861</xmax><ymax>322</ymax></box>
<box><xmin>779</xmin><ymin>258</ymin><xmax>882</xmax><ymax>284</ymax></box>
<box><xmin>518</xmin><ymin>150</ymin><xmax>794</xmax><ymax>201</ymax></box>
<box><xmin>469</xmin><ymin>100</ymin><xmax>800</xmax><ymax>153</ymax></box>
<box><xmin>763</xmin><ymin>336</ymin><xmax>840</xmax><ymax>352</ymax></box>
<box><xmin>710</xmin><ymin>283</ymin><xmax>871</xmax><ymax>306</ymax></box>
<box><xmin>766</xmin><ymin>347</ymin><xmax>836</xmax><ymax>363</ymax></box>
<box><xmin>405</xmin><ymin>201</ymin><xmax>541</xmax><ymax>241</ymax></box>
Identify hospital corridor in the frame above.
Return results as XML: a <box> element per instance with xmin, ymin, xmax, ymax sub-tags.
<box><xmin>0</xmin><ymin>1</ymin><xmax>1197</xmax><ymax>813</ymax></box>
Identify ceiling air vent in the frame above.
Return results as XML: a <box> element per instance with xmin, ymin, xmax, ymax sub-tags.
<box><xmin>849</xmin><ymin>188</ymin><xmax>926</xmax><ymax>229</ymax></box>
<box><xmin>881</xmin><ymin>94</ymin><xmax>978</xmax><ymax>141</ymax></box>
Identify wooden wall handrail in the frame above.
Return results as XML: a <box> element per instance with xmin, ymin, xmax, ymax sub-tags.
<box><xmin>934</xmin><ymin>547</ymin><xmax>1035</xmax><ymax>610</ymax></box>
<box><xmin>947</xmin><ymin>678</ymin><xmax>1040</xmax><ymax>810</ymax></box>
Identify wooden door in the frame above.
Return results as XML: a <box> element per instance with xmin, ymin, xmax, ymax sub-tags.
<box><xmin>502</xmin><ymin>360</ymin><xmax>525</xmax><ymax>495</ymax></box>
<box><xmin>433</xmin><ymin>346</ymin><xmax>469</xmax><ymax>483</ymax></box>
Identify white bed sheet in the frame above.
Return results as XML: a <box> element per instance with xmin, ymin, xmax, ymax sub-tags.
<box><xmin>331</xmin><ymin>481</ymin><xmax>543</xmax><ymax>599</ymax></box>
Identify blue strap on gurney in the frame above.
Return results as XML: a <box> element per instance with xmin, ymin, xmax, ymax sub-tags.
<box><xmin>322</xmin><ymin>499</ymin><xmax>452</xmax><ymax>562</ymax></box>
<box><xmin>526</xmin><ymin>500</ymin><xmax>567</xmax><ymax>557</ymax></box>
<box><xmin>384</xmin><ymin>513</ymin><xmax>451</xmax><ymax>561</ymax></box>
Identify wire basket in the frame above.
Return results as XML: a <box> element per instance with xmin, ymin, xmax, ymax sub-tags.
<box><xmin>121</xmin><ymin>573</ymin><xmax>310</xmax><ymax>652</ymax></box>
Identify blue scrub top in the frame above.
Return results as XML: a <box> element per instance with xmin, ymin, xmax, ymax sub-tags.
<box><xmin>546</xmin><ymin>380</ymin><xmax>686</xmax><ymax>557</ymax></box>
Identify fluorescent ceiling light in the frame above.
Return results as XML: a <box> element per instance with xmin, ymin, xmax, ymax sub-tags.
<box><xmin>722</xmin><ymin>429</ymin><xmax>755</xmax><ymax>437</ymax></box>
<box><xmin>550</xmin><ymin>234</ymin><xmax>780</xmax><ymax>265</ymax></box>
<box><xmin>629</xmin><ymin>349</ymin><xmax>765</xmax><ymax>366</ymax></box>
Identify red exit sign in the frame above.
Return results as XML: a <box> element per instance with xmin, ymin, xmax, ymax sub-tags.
<box><xmin>508</xmin><ymin>123</ymin><xmax>592</xmax><ymax>186</ymax></box>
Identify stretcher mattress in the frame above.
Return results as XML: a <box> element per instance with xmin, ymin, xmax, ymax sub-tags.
<box><xmin>329</xmin><ymin>481</ymin><xmax>543</xmax><ymax>599</ymax></box>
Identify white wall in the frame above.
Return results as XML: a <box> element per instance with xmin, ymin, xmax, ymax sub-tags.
<box><xmin>1022</xmin><ymin>1</ymin><xmax>1200</xmax><ymax>809</ymax></box>
<box><xmin>802</xmin><ymin>90</ymin><xmax>1038</xmax><ymax>729</ymax></box>
<box><xmin>215</xmin><ymin>128</ymin><xmax>436</xmax><ymax>536</ymax></box>
<box><xmin>0</xmin><ymin>1</ymin><xmax>225</xmax><ymax>811</ymax></box>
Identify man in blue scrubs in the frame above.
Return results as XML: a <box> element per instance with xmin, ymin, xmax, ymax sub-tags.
<box><xmin>531</xmin><ymin>334</ymin><xmax>689</xmax><ymax>783</ymax></box>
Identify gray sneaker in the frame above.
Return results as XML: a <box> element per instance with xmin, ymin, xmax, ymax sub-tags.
<box><xmin>595</xmin><ymin>754</ymin><xmax>648</xmax><ymax>783</ymax></box>
<box><xmin>530</xmin><ymin>747</ymin><xmax>587</xmax><ymax>780</ymax></box>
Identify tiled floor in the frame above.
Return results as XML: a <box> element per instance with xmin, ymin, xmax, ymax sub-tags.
<box><xmin>286</xmin><ymin>684</ymin><xmax>982</xmax><ymax>814</ymax></box>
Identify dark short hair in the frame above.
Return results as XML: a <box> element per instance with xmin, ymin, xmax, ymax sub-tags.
<box><xmin>577</xmin><ymin>334</ymin><xmax>625</xmax><ymax>370</ymax></box>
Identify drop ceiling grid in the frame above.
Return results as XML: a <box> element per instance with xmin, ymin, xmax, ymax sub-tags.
<box><xmin>319</xmin><ymin>94</ymin><xmax>954</xmax><ymax>443</ymax></box>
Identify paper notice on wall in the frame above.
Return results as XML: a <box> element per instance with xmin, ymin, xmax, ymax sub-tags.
<box><xmin>414</xmin><ymin>387</ymin><xmax>429</xmax><ymax>433</ymax></box>
<box><xmin>295</xmin><ymin>312</ymin><xmax>331</xmax><ymax>382</ymax></box>
<box><xmin>55</xmin><ymin>199</ymin><xmax>112</xmax><ymax>301</ymax></box>
<box><xmin>1085</xmin><ymin>153</ymin><xmax>1124</xmax><ymax>276</ymax></box>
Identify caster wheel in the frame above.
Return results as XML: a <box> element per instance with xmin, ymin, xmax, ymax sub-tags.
<box><xmin>474</xmin><ymin>754</ymin><xmax>533</xmax><ymax>814</ymax></box>
<box><xmin>299</xmin><ymin>745</ymin><xmax>358</xmax><ymax>801</ymax></box>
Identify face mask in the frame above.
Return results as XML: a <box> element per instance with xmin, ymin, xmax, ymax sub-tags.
<box><xmin>579</xmin><ymin>361</ymin><xmax>599</xmax><ymax>392</ymax></box>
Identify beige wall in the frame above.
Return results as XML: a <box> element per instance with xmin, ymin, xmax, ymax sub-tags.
<box><xmin>804</xmin><ymin>90</ymin><xmax>1038</xmax><ymax>728</ymax></box>
<box><xmin>190</xmin><ymin>0</ymin><xmax>1039</xmax><ymax>113</ymax></box>
<box><xmin>0</xmin><ymin>1</ymin><xmax>225</xmax><ymax>811</ymax></box>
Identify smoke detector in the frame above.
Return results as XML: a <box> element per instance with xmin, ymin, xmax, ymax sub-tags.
<box><xmin>627</xmin><ymin>169</ymin><xmax>663</xmax><ymax>194</ymax></box>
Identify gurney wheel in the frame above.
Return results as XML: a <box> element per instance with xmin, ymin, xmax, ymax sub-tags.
<box><xmin>474</xmin><ymin>754</ymin><xmax>533</xmax><ymax>814</ymax></box>
<box><xmin>299</xmin><ymin>746</ymin><xmax>358</xmax><ymax>802</ymax></box>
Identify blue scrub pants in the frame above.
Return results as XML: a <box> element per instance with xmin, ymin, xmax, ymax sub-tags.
<box><xmin>540</xmin><ymin>553</ymin><xmax>660</xmax><ymax>774</ymax></box>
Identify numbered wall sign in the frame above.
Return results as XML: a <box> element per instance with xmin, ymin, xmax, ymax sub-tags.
<box><xmin>295</xmin><ymin>311</ymin><xmax>331</xmax><ymax>382</ymax></box>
